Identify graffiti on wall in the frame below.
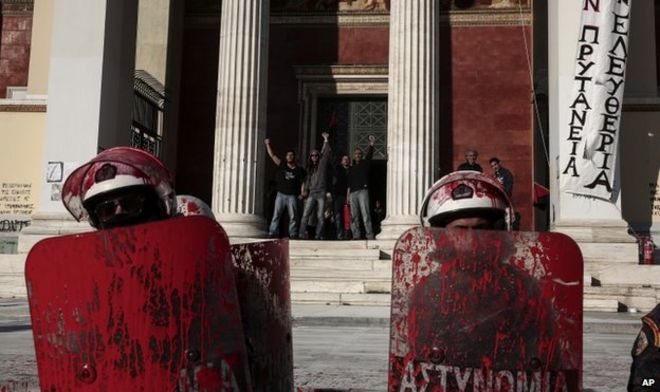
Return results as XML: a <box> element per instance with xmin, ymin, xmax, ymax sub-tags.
<box><xmin>0</xmin><ymin>183</ymin><xmax>33</xmax><ymax>237</ymax></box>
<box><xmin>0</xmin><ymin>183</ymin><xmax>33</xmax><ymax>216</ymax></box>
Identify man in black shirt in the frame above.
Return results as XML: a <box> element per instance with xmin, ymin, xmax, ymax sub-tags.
<box><xmin>332</xmin><ymin>154</ymin><xmax>351</xmax><ymax>240</ymax></box>
<box><xmin>457</xmin><ymin>149</ymin><xmax>483</xmax><ymax>172</ymax></box>
<box><xmin>265</xmin><ymin>138</ymin><xmax>306</xmax><ymax>238</ymax></box>
<box><xmin>348</xmin><ymin>134</ymin><xmax>376</xmax><ymax>240</ymax></box>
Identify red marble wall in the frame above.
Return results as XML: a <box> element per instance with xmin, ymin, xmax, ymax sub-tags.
<box><xmin>267</xmin><ymin>24</ymin><xmax>389</xmax><ymax>152</ymax></box>
<box><xmin>450</xmin><ymin>26</ymin><xmax>534</xmax><ymax>230</ymax></box>
<box><xmin>0</xmin><ymin>5</ymin><xmax>33</xmax><ymax>98</ymax></box>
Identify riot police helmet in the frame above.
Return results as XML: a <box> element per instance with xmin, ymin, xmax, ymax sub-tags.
<box><xmin>62</xmin><ymin>147</ymin><xmax>176</xmax><ymax>229</ymax></box>
<box><xmin>419</xmin><ymin>170</ymin><xmax>513</xmax><ymax>230</ymax></box>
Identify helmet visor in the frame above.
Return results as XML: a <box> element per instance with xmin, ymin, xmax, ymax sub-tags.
<box><xmin>84</xmin><ymin>186</ymin><xmax>165</xmax><ymax>229</ymax></box>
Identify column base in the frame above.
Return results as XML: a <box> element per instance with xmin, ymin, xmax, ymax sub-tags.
<box><xmin>215</xmin><ymin>213</ymin><xmax>267</xmax><ymax>240</ymax></box>
<box><xmin>377</xmin><ymin>215</ymin><xmax>419</xmax><ymax>240</ymax></box>
<box><xmin>18</xmin><ymin>211</ymin><xmax>92</xmax><ymax>254</ymax></box>
<box><xmin>553</xmin><ymin>219</ymin><xmax>640</xmax><ymax>277</ymax></box>
<box><xmin>551</xmin><ymin>219</ymin><xmax>636</xmax><ymax>243</ymax></box>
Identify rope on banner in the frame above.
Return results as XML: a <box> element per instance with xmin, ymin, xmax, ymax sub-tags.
<box><xmin>517</xmin><ymin>2</ymin><xmax>550</xmax><ymax>167</ymax></box>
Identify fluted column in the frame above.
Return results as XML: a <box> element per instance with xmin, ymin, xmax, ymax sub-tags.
<box><xmin>212</xmin><ymin>0</ymin><xmax>269</xmax><ymax>238</ymax></box>
<box><xmin>378</xmin><ymin>0</ymin><xmax>439</xmax><ymax>240</ymax></box>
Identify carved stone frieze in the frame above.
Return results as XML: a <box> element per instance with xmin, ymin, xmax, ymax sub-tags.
<box><xmin>0</xmin><ymin>103</ymin><xmax>46</xmax><ymax>112</ymax></box>
<box><xmin>270</xmin><ymin>8</ymin><xmax>530</xmax><ymax>26</ymax></box>
<box><xmin>0</xmin><ymin>0</ymin><xmax>33</xmax><ymax>14</ymax></box>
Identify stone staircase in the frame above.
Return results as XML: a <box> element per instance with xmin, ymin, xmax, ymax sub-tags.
<box><xmin>0</xmin><ymin>254</ymin><xmax>27</xmax><ymax>298</ymax></box>
<box><xmin>579</xmin><ymin>241</ymin><xmax>660</xmax><ymax>312</ymax></box>
<box><xmin>289</xmin><ymin>239</ymin><xmax>660</xmax><ymax>313</ymax></box>
<box><xmin>3</xmin><ymin>236</ymin><xmax>658</xmax><ymax>313</ymax></box>
<box><xmin>289</xmin><ymin>240</ymin><xmax>393</xmax><ymax>306</ymax></box>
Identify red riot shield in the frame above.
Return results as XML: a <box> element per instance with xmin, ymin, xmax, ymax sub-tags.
<box><xmin>231</xmin><ymin>240</ymin><xmax>293</xmax><ymax>392</ymax></box>
<box><xmin>389</xmin><ymin>228</ymin><xmax>583</xmax><ymax>392</ymax></box>
<box><xmin>25</xmin><ymin>216</ymin><xmax>252</xmax><ymax>391</ymax></box>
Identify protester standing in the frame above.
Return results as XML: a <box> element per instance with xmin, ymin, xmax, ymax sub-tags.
<box><xmin>332</xmin><ymin>154</ymin><xmax>351</xmax><ymax>240</ymax></box>
<box><xmin>265</xmin><ymin>139</ymin><xmax>306</xmax><ymax>238</ymax></box>
<box><xmin>347</xmin><ymin>134</ymin><xmax>376</xmax><ymax>240</ymax></box>
<box><xmin>300</xmin><ymin>132</ymin><xmax>332</xmax><ymax>240</ymax></box>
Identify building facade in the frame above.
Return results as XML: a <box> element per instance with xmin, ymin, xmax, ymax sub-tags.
<box><xmin>1</xmin><ymin>0</ymin><xmax>659</xmax><ymax>303</ymax></box>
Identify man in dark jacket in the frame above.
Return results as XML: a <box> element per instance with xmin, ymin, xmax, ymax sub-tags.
<box><xmin>300</xmin><ymin>132</ymin><xmax>331</xmax><ymax>239</ymax></box>
<box><xmin>347</xmin><ymin>134</ymin><xmax>376</xmax><ymax>240</ymax></box>
<box><xmin>457</xmin><ymin>149</ymin><xmax>483</xmax><ymax>172</ymax></box>
<box><xmin>628</xmin><ymin>304</ymin><xmax>660</xmax><ymax>391</ymax></box>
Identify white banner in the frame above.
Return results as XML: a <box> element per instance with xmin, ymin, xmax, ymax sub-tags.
<box><xmin>560</xmin><ymin>0</ymin><xmax>631</xmax><ymax>200</ymax></box>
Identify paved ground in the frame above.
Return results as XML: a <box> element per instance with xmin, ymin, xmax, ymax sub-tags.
<box><xmin>0</xmin><ymin>300</ymin><xmax>642</xmax><ymax>391</ymax></box>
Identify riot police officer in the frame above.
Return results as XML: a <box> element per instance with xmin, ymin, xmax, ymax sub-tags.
<box><xmin>628</xmin><ymin>304</ymin><xmax>660</xmax><ymax>391</ymax></box>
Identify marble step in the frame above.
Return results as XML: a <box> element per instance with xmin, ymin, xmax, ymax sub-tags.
<box><xmin>0</xmin><ymin>254</ymin><xmax>25</xmax><ymax>275</ymax></box>
<box><xmin>584</xmin><ymin>286</ymin><xmax>658</xmax><ymax>312</ymax></box>
<box><xmin>291</xmin><ymin>258</ymin><xmax>391</xmax><ymax>272</ymax></box>
<box><xmin>291</xmin><ymin>279</ymin><xmax>391</xmax><ymax>294</ymax></box>
<box><xmin>291</xmin><ymin>267</ymin><xmax>391</xmax><ymax>280</ymax></box>
<box><xmin>0</xmin><ymin>254</ymin><xmax>27</xmax><ymax>298</ymax></box>
<box><xmin>596</xmin><ymin>265</ymin><xmax>660</xmax><ymax>287</ymax></box>
<box><xmin>578</xmin><ymin>242</ymin><xmax>639</xmax><ymax>263</ymax></box>
<box><xmin>289</xmin><ymin>240</ymin><xmax>394</xmax><ymax>249</ymax></box>
<box><xmin>584</xmin><ymin>261</ymin><xmax>640</xmax><ymax>278</ymax></box>
<box><xmin>290</xmin><ymin>247</ymin><xmax>384</xmax><ymax>259</ymax></box>
<box><xmin>583</xmin><ymin>298</ymin><xmax>620</xmax><ymax>312</ymax></box>
<box><xmin>291</xmin><ymin>291</ymin><xmax>391</xmax><ymax>306</ymax></box>
<box><xmin>291</xmin><ymin>291</ymin><xmax>627</xmax><ymax>313</ymax></box>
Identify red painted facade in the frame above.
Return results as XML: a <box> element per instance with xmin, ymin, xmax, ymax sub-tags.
<box><xmin>0</xmin><ymin>2</ymin><xmax>33</xmax><ymax>98</ymax></box>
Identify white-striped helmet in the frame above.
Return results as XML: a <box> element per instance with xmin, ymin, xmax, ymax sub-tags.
<box><xmin>419</xmin><ymin>171</ymin><xmax>513</xmax><ymax>230</ymax></box>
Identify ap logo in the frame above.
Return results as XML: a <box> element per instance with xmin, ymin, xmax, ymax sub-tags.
<box><xmin>642</xmin><ymin>378</ymin><xmax>656</xmax><ymax>387</ymax></box>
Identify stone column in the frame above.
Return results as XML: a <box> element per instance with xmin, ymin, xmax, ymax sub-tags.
<box><xmin>548</xmin><ymin>1</ymin><xmax>628</xmax><ymax>241</ymax></box>
<box><xmin>378</xmin><ymin>0</ymin><xmax>439</xmax><ymax>240</ymax></box>
<box><xmin>212</xmin><ymin>0</ymin><xmax>269</xmax><ymax>238</ymax></box>
<box><xmin>548</xmin><ymin>1</ymin><xmax>636</xmax><ymax>268</ymax></box>
<box><xmin>18</xmin><ymin>0</ymin><xmax>138</xmax><ymax>253</ymax></box>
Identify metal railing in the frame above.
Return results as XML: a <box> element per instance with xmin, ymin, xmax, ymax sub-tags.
<box><xmin>130</xmin><ymin>123</ymin><xmax>162</xmax><ymax>158</ymax></box>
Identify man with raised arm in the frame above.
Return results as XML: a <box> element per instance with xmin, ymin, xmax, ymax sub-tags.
<box><xmin>265</xmin><ymin>139</ymin><xmax>306</xmax><ymax>238</ymax></box>
<box><xmin>300</xmin><ymin>132</ymin><xmax>332</xmax><ymax>240</ymax></box>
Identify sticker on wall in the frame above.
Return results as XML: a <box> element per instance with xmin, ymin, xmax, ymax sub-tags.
<box><xmin>46</xmin><ymin>161</ymin><xmax>63</xmax><ymax>183</ymax></box>
<box><xmin>50</xmin><ymin>184</ymin><xmax>62</xmax><ymax>201</ymax></box>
